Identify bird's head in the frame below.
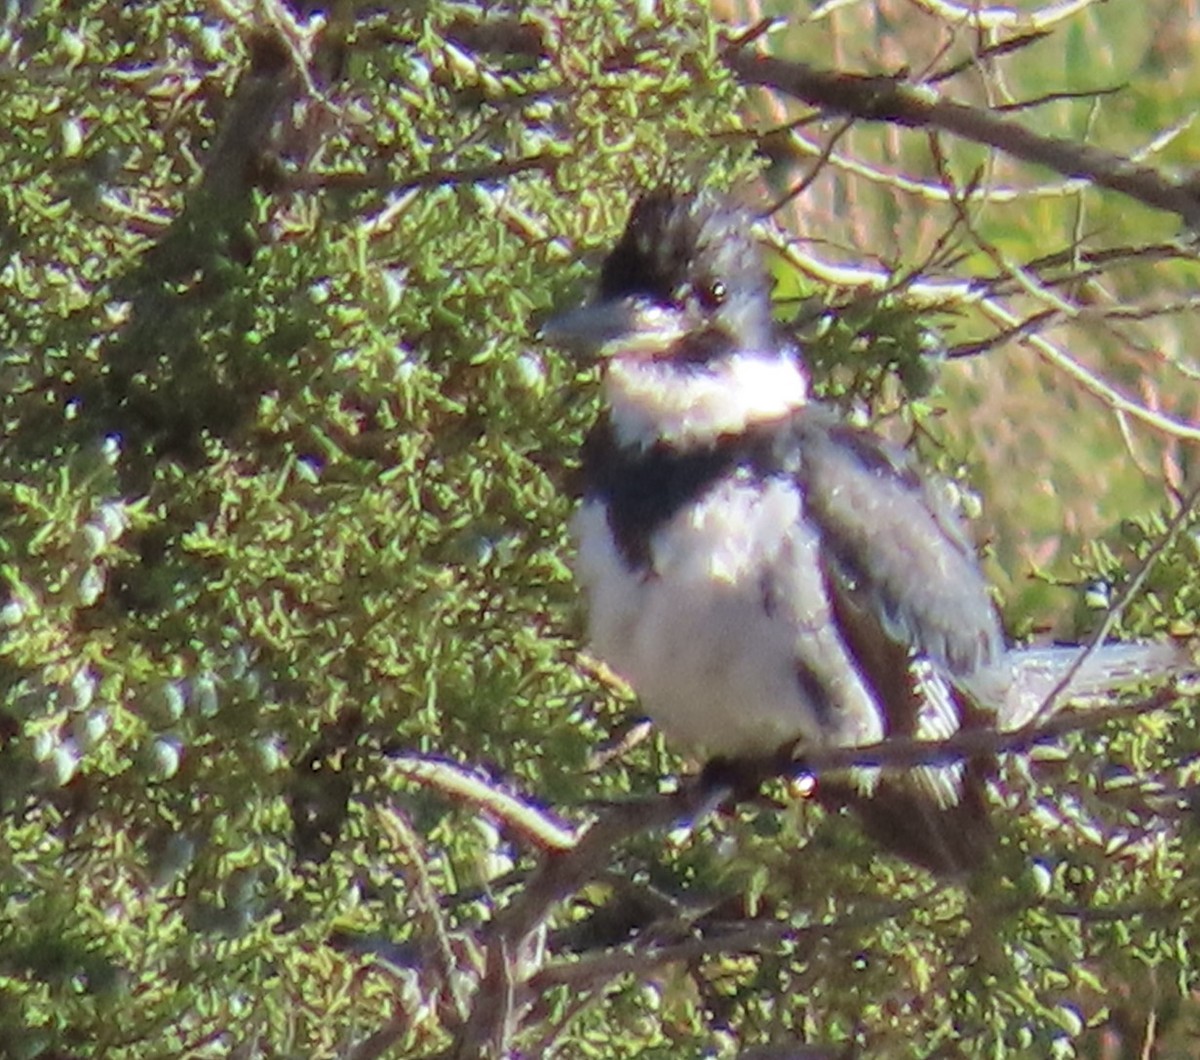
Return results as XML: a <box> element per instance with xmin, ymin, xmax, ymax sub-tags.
<box><xmin>546</xmin><ymin>189</ymin><xmax>809</xmax><ymax>449</ymax></box>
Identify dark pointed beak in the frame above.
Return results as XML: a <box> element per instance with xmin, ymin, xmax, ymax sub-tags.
<box><xmin>541</xmin><ymin>298</ymin><xmax>684</xmax><ymax>359</ymax></box>
<box><xmin>541</xmin><ymin>301</ymin><xmax>639</xmax><ymax>354</ymax></box>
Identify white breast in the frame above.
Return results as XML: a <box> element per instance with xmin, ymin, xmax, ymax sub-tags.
<box><xmin>572</xmin><ymin>476</ymin><xmax>883</xmax><ymax>759</ymax></box>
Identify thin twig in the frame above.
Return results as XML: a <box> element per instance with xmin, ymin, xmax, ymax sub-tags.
<box><xmin>376</xmin><ymin>804</ymin><xmax>475</xmax><ymax>1025</ymax></box>
<box><xmin>1021</xmin><ymin>484</ymin><xmax>1200</xmax><ymax>728</ymax></box>
<box><xmin>763</xmin><ymin>235</ymin><xmax>1200</xmax><ymax>444</ymax></box>
<box><xmin>527</xmin><ymin>904</ymin><xmax>910</xmax><ymax>993</ymax></box>
<box><xmin>908</xmin><ymin>0</ymin><xmax>1112</xmax><ymax>33</ymax></box>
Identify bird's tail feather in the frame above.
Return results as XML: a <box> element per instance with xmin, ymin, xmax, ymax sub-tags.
<box><xmin>992</xmin><ymin>641</ymin><xmax>1197</xmax><ymax>732</ymax></box>
<box><xmin>827</xmin><ymin>641</ymin><xmax>1194</xmax><ymax>876</ymax></box>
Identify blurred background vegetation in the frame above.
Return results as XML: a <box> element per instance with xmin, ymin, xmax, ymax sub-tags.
<box><xmin>3</xmin><ymin>0</ymin><xmax>1200</xmax><ymax>1056</ymax></box>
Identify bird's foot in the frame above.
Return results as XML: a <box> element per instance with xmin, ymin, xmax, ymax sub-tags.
<box><xmin>700</xmin><ymin>746</ymin><xmax>804</xmax><ymax>805</ymax></box>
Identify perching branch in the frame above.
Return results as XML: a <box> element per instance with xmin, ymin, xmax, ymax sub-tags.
<box><xmin>414</xmin><ymin>653</ymin><xmax>1194</xmax><ymax>1057</ymax></box>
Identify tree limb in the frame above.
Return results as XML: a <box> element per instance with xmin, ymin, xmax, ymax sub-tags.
<box><xmin>724</xmin><ymin>47</ymin><xmax>1200</xmax><ymax>227</ymax></box>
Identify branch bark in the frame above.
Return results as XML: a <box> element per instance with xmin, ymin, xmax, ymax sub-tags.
<box><xmin>723</xmin><ymin>47</ymin><xmax>1200</xmax><ymax>227</ymax></box>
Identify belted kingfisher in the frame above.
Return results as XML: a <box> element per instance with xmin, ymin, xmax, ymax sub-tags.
<box><xmin>547</xmin><ymin>188</ymin><xmax>1190</xmax><ymax>873</ymax></box>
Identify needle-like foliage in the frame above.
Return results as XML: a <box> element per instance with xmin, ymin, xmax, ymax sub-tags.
<box><xmin>3</xmin><ymin>1</ymin><xmax>1200</xmax><ymax>1057</ymax></box>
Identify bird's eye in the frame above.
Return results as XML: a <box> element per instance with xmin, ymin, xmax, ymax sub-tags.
<box><xmin>697</xmin><ymin>279</ymin><xmax>727</xmax><ymax>310</ymax></box>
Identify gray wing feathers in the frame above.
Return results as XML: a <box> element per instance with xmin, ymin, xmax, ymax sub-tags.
<box><xmin>764</xmin><ymin>520</ymin><xmax>888</xmax><ymax>752</ymax></box>
<box><xmin>786</xmin><ymin>410</ymin><xmax>1001</xmax><ymax>811</ymax></box>
<box><xmin>792</xmin><ymin>409</ymin><xmax>1004</xmax><ymax>684</ymax></box>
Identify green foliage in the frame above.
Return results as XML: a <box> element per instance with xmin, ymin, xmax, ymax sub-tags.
<box><xmin>0</xmin><ymin>1</ymin><xmax>749</xmax><ymax>1054</ymax></box>
<box><xmin>3</xmin><ymin>1</ymin><xmax>1200</xmax><ymax>1057</ymax></box>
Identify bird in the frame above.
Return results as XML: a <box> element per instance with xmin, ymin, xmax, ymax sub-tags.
<box><xmin>546</xmin><ymin>187</ymin><xmax>1193</xmax><ymax>874</ymax></box>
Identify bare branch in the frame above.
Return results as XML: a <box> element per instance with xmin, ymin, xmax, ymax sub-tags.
<box><xmin>763</xmin><ymin>234</ymin><xmax>1200</xmax><ymax>444</ymax></box>
<box><xmin>724</xmin><ymin>48</ymin><xmax>1200</xmax><ymax>226</ymax></box>
<box><xmin>386</xmin><ymin>754</ymin><xmax>578</xmax><ymax>852</ymax></box>
<box><xmin>448</xmin><ymin>783</ymin><xmax>726</xmax><ymax>1058</ymax></box>
<box><xmin>528</xmin><ymin>902</ymin><xmax>913</xmax><ymax>994</ymax></box>
<box><xmin>375</xmin><ymin>804</ymin><xmax>475</xmax><ymax>1026</ymax></box>
<box><xmin>907</xmin><ymin>0</ymin><xmax>1112</xmax><ymax>33</ymax></box>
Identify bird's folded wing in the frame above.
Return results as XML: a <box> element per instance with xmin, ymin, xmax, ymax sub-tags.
<box><xmin>783</xmin><ymin>405</ymin><xmax>1004</xmax><ymax>685</ymax></box>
